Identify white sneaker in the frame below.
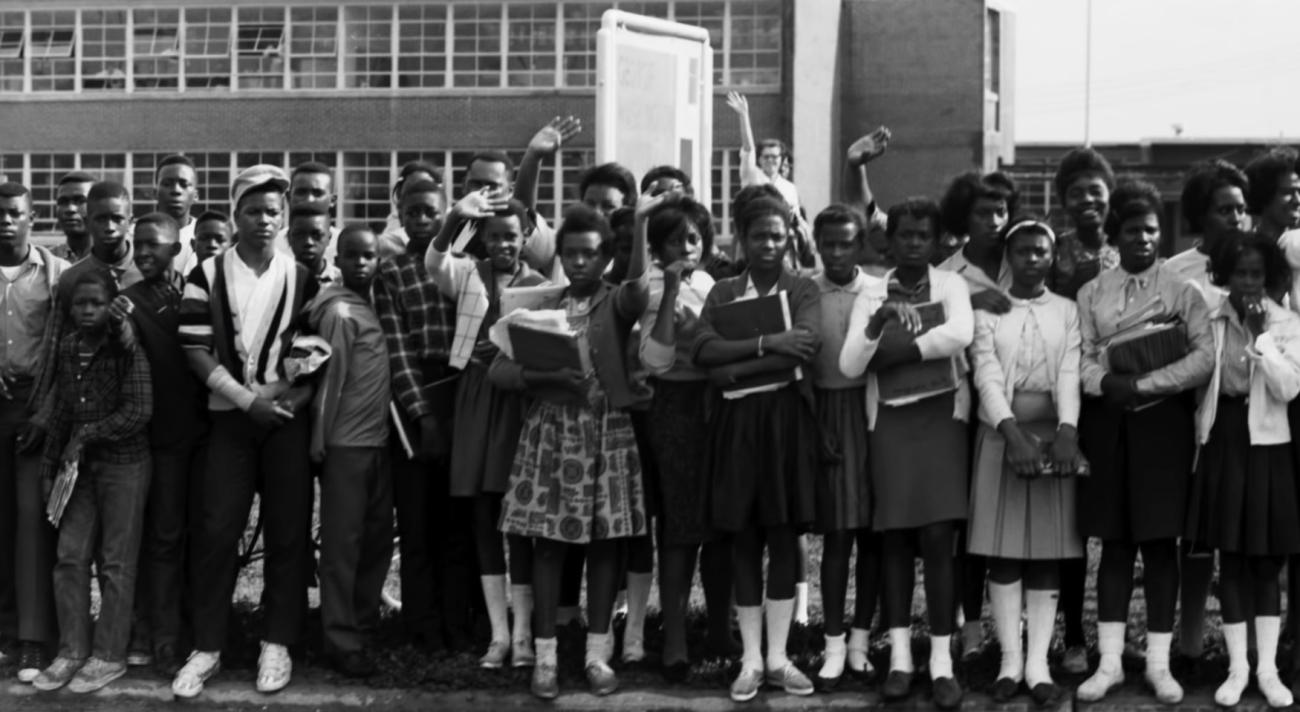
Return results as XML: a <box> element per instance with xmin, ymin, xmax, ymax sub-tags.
<box><xmin>1214</xmin><ymin>668</ymin><xmax>1249</xmax><ymax>707</ymax></box>
<box><xmin>256</xmin><ymin>641</ymin><xmax>292</xmax><ymax>694</ymax></box>
<box><xmin>171</xmin><ymin>650</ymin><xmax>220</xmax><ymax>699</ymax></box>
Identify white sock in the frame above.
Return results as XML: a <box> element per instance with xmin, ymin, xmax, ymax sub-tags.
<box><xmin>535</xmin><ymin>637</ymin><xmax>558</xmax><ymax>666</ymax></box>
<box><xmin>1255</xmin><ymin>615</ymin><xmax>1283</xmax><ymax>676</ymax></box>
<box><xmin>622</xmin><ymin>572</ymin><xmax>652</xmax><ymax>656</ymax></box>
<box><xmin>1145</xmin><ymin>631</ymin><xmax>1173</xmax><ymax>673</ymax></box>
<box><xmin>1024</xmin><ymin>589</ymin><xmax>1057</xmax><ymax>687</ymax></box>
<box><xmin>819</xmin><ymin>634</ymin><xmax>846</xmax><ymax>679</ymax></box>
<box><xmin>481</xmin><ymin>575</ymin><xmax>509</xmax><ymax>644</ymax></box>
<box><xmin>764</xmin><ymin>597</ymin><xmax>795</xmax><ymax>670</ymax></box>
<box><xmin>510</xmin><ymin>584</ymin><xmax>533</xmax><ymax>643</ymax></box>
<box><xmin>847</xmin><ymin>627</ymin><xmax>872</xmax><ymax>673</ymax></box>
<box><xmin>929</xmin><ymin>635</ymin><xmax>953</xmax><ymax>679</ymax></box>
<box><xmin>1096</xmin><ymin>621</ymin><xmax>1125</xmax><ymax>673</ymax></box>
<box><xmin>794</xmin><ymin>582</ymin><xmax>810</xmax><ymax>625</ymax></box>
<box><xmin>988</xmin><ymin>581</ymin><xmax>1023</xmax><ymax>682</ymax></box>
<box><xmin>1216</xmin><ymin>622</ymin><xmax>1249</xmax><ymax>707</ymax></box>
<box><xmin>737</xmin><ymin>605</ymin><xmax>764</xmax><ymax>671</ymax></box>
<box><xmin>585</xmin><ymin>633</ymin><xmax>609</xmax><ymax>667</ymax></box>
<box><xmin>888</xmin><ymin>627</ymin><xmax>913</xmax><ymax>673</ymax></box>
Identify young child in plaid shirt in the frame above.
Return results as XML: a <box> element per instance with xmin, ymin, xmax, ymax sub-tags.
<box><xmin>25</xmin><ymin>269</ymin><xmax>153</xmax><ymax>693</ymax></box>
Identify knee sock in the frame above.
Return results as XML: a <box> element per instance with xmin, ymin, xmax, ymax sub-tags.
<box><xmin>737</xmin><ymin>605</ymin><xmax>763</xmax><ymax>672</ymax></box>
<box><xmin>929</xmin><ymin>634</ymin><xmax>954</xmax><ymax>679</ymax></box>
<box><xmin>889</xmin><ymin>627</ymin><xmax>913</xmax><ymax>673</ymax></box>
<box><xmin>988</xmin><ymin>580</ymin><xmax>1023</xmax><ymax>682</ymax></box>
<box><xmin>621</xmin><ymin>572</ymin><xmax>652</xmax><ymax>660</ymax></box>
<box><xmin>1024</xmin><ymin>589</ymin><xmax>1057</xmax><ymax>687</ymax></box>
<box><xmin>481</xmin><ymin>575</ymin><xmax>509</xmax><ymax>644</ymax></box>
<box><xmin>510</xmin><ymin>584</ymin><xmax>533</xmax><ymax>644</ymax></box>
<box><xmin>764</xmin><ymin>598</ymin><xmax>795</xmax><ymax>670</ymax></box>
<box><xmin>585</xmin><ymin>632</ymin><xmax>609</xmax><ymax>667</ymax></box>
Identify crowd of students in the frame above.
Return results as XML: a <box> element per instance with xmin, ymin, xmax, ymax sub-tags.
<box><xmin>4</xmin><ymin>105</ymin><xmax>1300</xmax><ymax>708</ymax></box>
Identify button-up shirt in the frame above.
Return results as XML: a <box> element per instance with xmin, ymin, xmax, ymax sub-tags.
<box><xmin>812</xmin><ymin>268</ymin><xmax>879</xmax><ymax>389</ymax></box>
<box><xmin>1076</xmin><ymin>261</ymin><xmax>1215</xmax><ymax>396</ymax></box>
<box><xmin>0</xmin><ymin>246</ymin><xmax>66</xmax><ymax>379</ymax></box>
<box><xmin>937</xmin><ymin>248</ymin><xmax>1012</xmax><ymax>294</ymax></box>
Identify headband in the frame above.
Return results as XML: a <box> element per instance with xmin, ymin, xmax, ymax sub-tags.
<box><xmin>1004</xmin><ymin>219</ymin><xmax>1056</xmax><ymax>244</ymax></box>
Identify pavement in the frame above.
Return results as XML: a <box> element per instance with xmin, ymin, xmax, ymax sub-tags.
<box><xmin>0</xmin><ymin>678</ymin><xmax>1291</xmax><ymax>711</ymax></box>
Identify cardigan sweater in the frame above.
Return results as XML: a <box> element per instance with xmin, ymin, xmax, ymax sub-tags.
<box><xmin>1196</xmin><ymin>298</ymin><xmax>1300</xmax><ymax>446</ymax></box>
<box><xmin>970</xmin><ymin>291</ymin><xmax>1081</xmax><ymax>429</ymax></box>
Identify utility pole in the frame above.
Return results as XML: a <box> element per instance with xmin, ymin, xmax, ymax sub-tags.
<box><xmin>1084</xmin><ymin>0</ymin><xmax>1093</xmax><ymax>146</ymax></box>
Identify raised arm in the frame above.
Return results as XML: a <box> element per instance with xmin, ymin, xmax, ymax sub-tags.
<box><xmin>842</xmin><ymin>126</ymin><xmax>891</xmax><ymax>219</ymax></box>
<box><xmin>516</xmin><ymin>116</ymin><xmax>582</xmax><ymax>210</ymax></box>
<box><xmin>727</xmin><ymin>92</ymin><xmax>763</xmax><ymax>187</ymax></box>
<box><xmin>426</xmin><ymin>192</ymin><xmax>504</xmax><ymax>297</ymax></box>
<box><xmin>613</xmin><ymin>191</ymin><xmax>661</xmax><ymax>321</ymax></box>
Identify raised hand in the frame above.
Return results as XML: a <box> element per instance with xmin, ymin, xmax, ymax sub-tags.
<box><xmin>528</xmin><ymin>116</ymin><xmax>583</xmax><ymax>155</ymax></box>
<box><xmin>847</xmin><ymin>125</ymin><xmax>892</xmax><ymax>166</ymax></box>
<box><xmin>725</xmin><ymin>91</ymin><xmax>749</xmax><ymax>118</ymax></box>
<box><xmin>452</xmin><ymin>188</ymin><xmax>513</xmax><ymax>220</ymax></box>
<box><xmin>635</xmin><ymin>189</ymin><xmax>675</xmax><ymax>221</ymax></box>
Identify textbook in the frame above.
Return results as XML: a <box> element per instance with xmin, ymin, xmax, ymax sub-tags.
<box><xmin>501</xmin><ymin>284</ymin><xmax>566</xmax><ymax>314</ymax></box>
<box><xmin>1104</xmin><ymin>320</ymin><xmax>1188</xmax><ymax>376</ymax></box>
<box><xmin>876</xmin><ymin>300</ymin><xmax>961</xmax><ymax>406</ymax></box>
<box><xmin>708</xmin><ymin>291</ymin><xmax>801</xmax><ymax>395</ymax></box>
<box><xmin>506</xmin><ymin>322</ymin><xmax>592</xmax><ymax>404</ymax></box>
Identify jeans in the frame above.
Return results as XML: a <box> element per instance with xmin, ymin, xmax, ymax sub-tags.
<box><xmin>54</xmin><ymin>457</ymin><xmax>151</xmax><ymax>661</ymax></box>
<box><xmin>319</xmin><ymin>446</ymin><xmax>393</xmax><ymax>653</ymax></box>
<box><xmin>0</xmin><ymin>379</ymin><xmax>58</xmax><ymax>644</ymax></box>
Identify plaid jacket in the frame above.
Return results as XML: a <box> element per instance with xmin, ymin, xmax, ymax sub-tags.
<box><xmin>427</xmin><ymin>247</ymin><xmax>548</xmax><ymax>369</ymax></box>
<box><xmin>374</xmin><ymin>251</ymin><xmax>456</xmax><ymax>421</ymax></box>
<box><xmin>32</xmin><ymin>333</ymin><xmax>153</xmax><ymax>479</ymax></box>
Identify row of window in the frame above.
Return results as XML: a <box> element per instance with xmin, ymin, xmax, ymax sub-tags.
<box><xmin>0</xmin><ymin>1</ymin><xmax>781</xmax><ymax>94</ymax></box>
<box><xmin>0</xmin><ymin>149</ymin><xmax>746</xmax><ymax>241</ymax></box>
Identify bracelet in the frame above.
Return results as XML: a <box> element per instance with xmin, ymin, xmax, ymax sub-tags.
<box><xmin>757</xmin><ymin>335</ymin><xmax>765</xmax><ymax>358</ymax></box>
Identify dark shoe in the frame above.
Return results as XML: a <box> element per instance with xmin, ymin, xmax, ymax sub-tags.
<box><xmin>882</xmin><ymin>669</ymin><xmax>913</xmax><ymax>700</ymax></box>
<box><xmin>1030</xmin><ymin>681</ymin><xmax>1063</xmax><ymax>707</ymax></box>
<box><xmin>444</xmin><ymin>625</ymin><xmax>473</xmax><ymax>654</ymax></box>
<box><xmin>815</xmin><ymin>671</ymin><xmax>842</xmax><ymax>693</ymax></box>
<box><xmin>705</xmin><ymin>631</ymin><xmax>742</xmax><ymax>659</ymax></box>
<box><xmin>932</xmin><ymin>675</ymin><xmax>963</xmax><ymax>709</ymax></box>
<box><xmin>991</xmin><ymin>676</ymin><xmax>1021</xmax><ymax>703</ymax></box>
<box><xmin>585</xmin><ymin>660</ymin><xmax>619</xmax><ymax>696</ymax></box>
<box><xmin>662</xmin><ymin>660</ymin><xmax>690</xmax><ymax>684</ymax></box>
<box><xmin>331</xmin><ymin>651</ymin><xmax>376</xmax><ymax>679</ymax></box>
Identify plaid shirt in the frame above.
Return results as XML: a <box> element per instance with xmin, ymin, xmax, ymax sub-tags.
<box><xmin>373</xmin><ymin>251</ymin><xmax>456</xmax><ymax>421</ymax></box>
<box><xmin>32</xmin><ymin>333</ymin><xmax>153</xmax><ymax>479</ymax></box>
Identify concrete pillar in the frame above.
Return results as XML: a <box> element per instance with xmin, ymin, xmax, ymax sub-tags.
<box><xmin>791</xmin><ymin>0</ymin><xmax>842</xmax><ymax>215</ymax></box>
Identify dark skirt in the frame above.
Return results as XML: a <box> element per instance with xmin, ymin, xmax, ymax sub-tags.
<box><xmin>814</xmin><ymin>386</ymin><xmax>872</xmax><ymax>532</ymax></box>
<box><xmin>870</xmin><ymin>390</ymin><xmax>969</xmax><ymax>531</ymax></box>
<box><xmin>1076</xmin><ymin>393</ymin><xmax>1195</xmax><ymax>542</ymax></box>
<box><xmin>708</xmin><ymin>385</ymin><xmax>818</xmax><ymax>533</ymax></box>
<box><xmin>449</xmin><ymin>362</ymin><xmax>527</xmax><ymax>497</ymax></box>
<box><xmin>1185</xmin><ymin>396</ymin><xmax>1300</xmax><ymax>556</ymax></box>
<box><xmin>645</xmin><ymin>379</ymin><xmax>712</xmax><ymax>546</ymax></box>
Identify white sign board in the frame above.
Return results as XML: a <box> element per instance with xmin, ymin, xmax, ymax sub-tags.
<box><xmin>596</xmin><ymin>11</ymin><xmax>714</xmax><ymax>202</ymax></box>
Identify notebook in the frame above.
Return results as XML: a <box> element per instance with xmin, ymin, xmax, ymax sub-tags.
<box><xmin>875</xmin><ymin>300</ymin><xmax>961</xmax><ymax>406</ymax></box>
<box><xmin>708</xmin><ymin>290</ymin><xmax>801</xmax><ymax>395</ymax></box>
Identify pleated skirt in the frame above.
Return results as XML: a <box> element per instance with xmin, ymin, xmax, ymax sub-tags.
<box><xmin>449</xmin><ymin>362</ymin><xmax>527</xmax><ymax>497</ymax></box>
<box><xmin>813</xmin><ymin>386</ymin><xmax>872</xmax><ymax>532</ymax></box>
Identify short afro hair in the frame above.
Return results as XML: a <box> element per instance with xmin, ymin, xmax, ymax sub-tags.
<box><xmin>813</xmin><ymin>204</ymin><xmax>866</xmax><ymax>246</ymax></box>
<box><xmin>1243</xmin><ymin>147</ymin><xmax>1299</xmax><ymax>215</ymax></box>
<box><xmin>578</xmin><ymin>162</ymin><xmax>637</xmax><ymax>206</ymax></box>
<box><xmin>1054</xmin><ymin>147</ymin><xmax>1116</xmax><ymax>203</ymax></box>
<box><xmin>1103</xmin><ymin>179</ymin><xmax>1162</xmax><ymax>244</ymax></box>
<box><xmin>556</xmin><ymin>204</ymin><xmax>614</xmax><ymax>256</ymax></box>
<box><xmin>640</xmin><ymin>165</ymin><xmax>692</xmax><ymax>196</ymax></box>
<box><xmin>940</xmin><ymin>171</ymin><xmax>1019</xmax><ymax>237</ymax></box>
<box><xmin>1208</xmin><ymin>229</ymin><xmax>1290</xmax><ymax>294</ymax></box>
<box><xmin>88</xmin><ymin>181</ymin><xmax>132</xmax><ymax>205</ymax></box>
<box><xmin>133</xmin><ymin>211</ymin><xmax>180</xmax><ymax>238</ymax></box>
<box><xmin>735</xmin><ymin>196</ymin><xmax>791</xmax><ymax>239</ymax></box>
<box><xmin>645</xmin><ymin>197</ymin><xmax>714</xmax><ymax>260</ymax></box>
<box><xmin>1180</xmin><ymin>159</ymin><xmax>1248</xmax><ymax>234</ymax></box>
<box><xmin>886</xmin><ymin>197</ymin><xmax>942</xmax><ymax>240</ymax></box>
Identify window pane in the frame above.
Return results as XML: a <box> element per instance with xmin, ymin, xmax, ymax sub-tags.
<box><xmin>82</xmin><ymin>10</ymin><xmax>128</xmax><ymax>91</ymax></box>
<box><xmin>342</xmin><ymin>6</ymin><xmax>392</xmax><ymax>88</ymax></box>
<box><xmin>131</xmin><ymin>152</ymin><xmax>172</xmax><ymax>208</ymax></box>
<box><xmin>0</xmin><ymin>12</ymin><xmax>23</xmax><ymax>92</ymax></box>
<box><xmin>290</xmin><ymin>6</ymin><xmax>337</xmax><ymax>89</ymax></box>
<box><xmin>79</xmin><ymin>153</ymin><xmax>128</xmax><ymax>187</ymax></box>
<box><xmin>672</xmin><ymin>1</ymin><xmax>724</xmax><ymax>85</ymax></box>
<box><xmin>341</xmin><ymin>151</ymin><xmax>392</xmax><ymax>232</ymax></box>
<box><xmin>29</xmin><ymin>11</ymin><xmax>75</xmax><ymax>91</ymax></box>
<box><xmin>616</xmin><ymin>2</ymin><xmax>669</xmax><ymax>18</ymax></box>
<box><xmin>728</xmin><ymin>0</ymin><xmax>781</xmax><ymax>88</ymax></box>
<box><xmin>29</xmin><ymin>153</ymin><xmax>77</xmax><ymax>233</ymax></box>
<box><xmin>505</xmin><ymin>3</ymin><xmax>555</xmax><ymax>88</ymax></box>
<box><xmin>133</xmin><ymin>9</ymin><xmax>179</xmax><ymax>90</ymax></box>
<box><xmin>187</xmin><ymin>152</ymin><xmax>233</xmax><ymax>216</ymax></box>
<box><xmin>560</xmin><ymin>2</ymin><xmax>611</xmax><ymax>88</ymax></box>
<box><xmin>236</xmin><ymin>7</ymin><xmax>284</xmax><ymax>89</ymax></box>
<box><xmin>0</xmin><ymin>153</ymin><xmax>20</xmax><ymax>184</ymax></box>
<box><xmin>451</xmin><ymin>3</ymin><xmax>502</xmax><ymax>88</ymax></box>
<box><xmin>185</xmin><ymin>7</ymin><xmax>232</xmax><ymax>89</ymax></box>
<box><xmin>397</xmin><ymin>5</ymin><xmax>446</xmax><ymax>88</ymax></box>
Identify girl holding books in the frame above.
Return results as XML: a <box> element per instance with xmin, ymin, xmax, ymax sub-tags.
<box><xmin>1074</xmin><ymin>180</ymin><xmax>1214</xmax><ymax>705</ymax></box>
<box><xmin>692</xmin><ymin>196</ymin><xmax>821</xmax><ymax>702</ymax></box>
<box><xmin>1185</xmin><ymin>232</ymin><xmax>1300</xmax><ymax>709</ymax></box>
<box><xmin>491</xmin><ymin>202</ymin><xmax>652</xmax><ymax>700</ymax></box>
<box><xmin>425</xmin><ymin>196</ymin><xmax>549</xmax><ymax>670</ymax></box>
<box><xmin>637</xmin><ymin>197</ymin><xmax>736</xmax><ymax>678</ymax></box>
<box><xmin>839</xmin><ymin>197</ymin><xmax>973</xmax><ymax>710</ymax></box>
<box><xmin>967</xmin><ymin>218</ymin><xmax>1084</xmax><ymax>707</ymax></box>
<box><xmin>806</xmin><ymin>205</ymin><xmax>882</xmax><ymax>689</ymax></box>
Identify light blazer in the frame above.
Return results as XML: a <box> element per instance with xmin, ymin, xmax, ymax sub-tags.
<box><xmin>970</xmin><ymin>292</ymin><xmax>1081</xmax><ymax>429</ymax></box>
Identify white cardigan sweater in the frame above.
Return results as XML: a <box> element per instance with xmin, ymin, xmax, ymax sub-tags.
<box><xmin>1196</xmin><ymin>298</ymin><xmax>1300</xmax><ymax>446</ymax></box>
<box><xmin>969</xmin><ymin>291</ymin><xmax>1081</xmax><ymax>429</ymax></box>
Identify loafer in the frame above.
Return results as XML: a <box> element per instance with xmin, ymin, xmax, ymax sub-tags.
<box><xmin>882</xmin><ymin>669</ymin><xmax>913</xmax><ymax>700</ymax></box>
<box><xmin>585</xmin><ymin>660</ymin><xmax>619</xmax><ymax>696</ymax></box>
<box><xmin>255</xmin><ymin>642</ymin><xmax>292</xmax><ymax>694</ymax></box>
<box><xmin>479</xmin><ymin>640</ymin><xmax>509</xmax><ymax>670</ymax></box>
<box><xmin>991</xmin><ymin>676</ymin><xmax>1021</xmax><ymax>703</ymax></box>
<box><xmin>511</xmin><ymin>639</ymin><xmax>535</xmax><ymax>668</ymax></box>
<box><xmin>531</xmin><ymin>662</ymin><xmax>559</xmax><ymax>700</ymax></box>
<box><xmin>32</xmin><ymin>657</ymin><xmax>84</xmax><ymax>692</ymax></box>
<box><xmin>765</xmin><ymin>661</ymin><xmax>813</xmax><ymax>695</ymax></box>
<box><xmin>730</xmin><ymin>668</ymin><xmax>763</xmax><ymax>702</ymax></box>
<box><xmin>662</xmin><ymin>659</ymin><xmax>690</xmax><ymax>684</ymax></box>
<box><xmin>1030</xmin><ymin>681</ymin><xmax>1063</xmax><ymax>708</ymax></box>
<box><xmin>932</xmin><ymin>675</ymin><xmax>963</xmax><ymax>709</ymax></box>
<box><xmin>815</xmin><ymin>670</ymin><xmax>842</xmax><ymax>692</ymax></box>
<box><xmin>1061</xmin><ymin>645</ymin><xmax>1088</xmax><ymax>674</ymax></box>
<box><xmin>171</xmin><ymin>650</ymin><xmax>221</xmax><ymax>699</ymax></box>
<box><xmin>68</xmin><ymin>657</ymin><xmax>126</xmax><ymax>694</ymax></box>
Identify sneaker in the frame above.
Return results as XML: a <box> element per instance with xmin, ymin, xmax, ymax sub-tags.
<box><xmin>17</xmin><ymin>642</ymin><xmax>46</xmax><ymax>683</ymax></box>
<box><xmin>729</xmin><ymin>667</ymin><xmax>763</xmax><ymax>702</ymax></box>
<box><xmin>171</xmin><ymin>651</ymin><xmax>221</xmax><ymax>699</ymax></box>
<box><xmin>1062</xmin><ymin>644</ymin><xmax>1088</xmax><ymax>674</ymax></box>
<box><xmin>585</xmin><ymin>660</ymin><xmax>619</xmax><ymax>696</ymax></box>
<box><xmin>68</xmin><ymin>657</ymin><xmax>127</xmax><ymax>693</ymax></box>
<box><xmin>256</xmin><ymin>641</ymin><xmax>292</xmax><ymax>694</ymax></box>
<box><xmin>32</xmin><ymin>657</ymin><xmax>84</xmax><ymax>691</ymax></box>
<box><xmin>479</xmin><ymin>640</ymin><xmax>509</xmax><ymax>670</ymax></box>
<box><xmin>765</xmin><ymin>661</ymin><xmax>814</xmax><ymax>695</ymax></box>
<box><xmin>510</xmin><ymin>639</ymin><xmax>535</xmax><ymax>668</ymax></box>
<box><xmin>329</xmin><ymin>650</ymin><xmax>376</xmax><ymax>679</ymax></box>
<box><xmin>530</xmin><ymin>662</ymin><xmax>559</xmax><ymax>700</ymax></box>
